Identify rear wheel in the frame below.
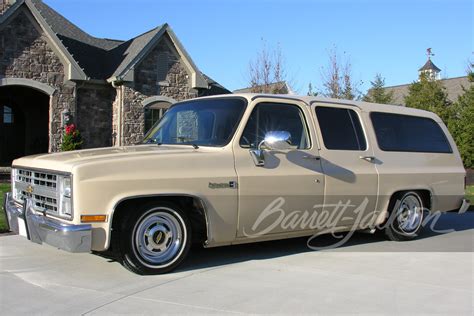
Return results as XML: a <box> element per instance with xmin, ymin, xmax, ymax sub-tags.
<box><xmin>385</xmin><ymin>191</ymin><xmax>424</xmax><ymax>241</ymax></box>
<box><xmin>114</xmin><ymin>202</ymin><xmax>191</xmax><ymax>274</ymax></box>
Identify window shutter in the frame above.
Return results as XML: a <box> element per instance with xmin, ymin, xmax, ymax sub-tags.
<box><xmin>156</xmin><ymin>52</ymin><xmax>169</xmax><ymax>82</ymax></box>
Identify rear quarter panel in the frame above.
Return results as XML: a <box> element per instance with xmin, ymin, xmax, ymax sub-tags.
<box><xmin>365</xmin><ymin>110</ymin><xmax>465</xmax><ymax>221</ymax></box>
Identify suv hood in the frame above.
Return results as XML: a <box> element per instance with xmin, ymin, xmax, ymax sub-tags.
<box><xmin>12</xmin><ymin>145</ymin><xmax>215</xmax><ymax>173</ymax></box>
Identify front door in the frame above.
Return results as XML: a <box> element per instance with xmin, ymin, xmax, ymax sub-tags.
<box><xmin>312</xmin><ymin>103</ymin><xmax>379</xmax><ymax>230</ymax></box>
<box><xmin>234</xmin><ymin>99</ymin><xmax>325</xmax><ymax>238</ymax></box>
<box><xmin>0</xmin><ymin>104</ymin><xmax>25</xmax><ymax>166</ymax></box>
<box><xmin>0</xmin><ymin>86</ymin><xmax>49</xmax><ymax>166</ymax></box>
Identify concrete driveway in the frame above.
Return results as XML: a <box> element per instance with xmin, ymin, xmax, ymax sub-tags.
<box><xmin>1</xmin><ymin>211</ymin><xmax>473</xmax><ymax>315</ymax></box>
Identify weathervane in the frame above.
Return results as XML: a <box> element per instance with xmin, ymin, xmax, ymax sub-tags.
<box><xmin>427</xmin><ymin>48</ymin><xmax>435</xmax><ymax>60</ymax></box>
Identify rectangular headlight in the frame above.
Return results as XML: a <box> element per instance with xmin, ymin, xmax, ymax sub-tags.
<box><xmin>58</xmin><ymin>175</ymin><xmax>73</xmax><ymax>219</ymax></box>
<box><xmin>11</xmin><ymin>168</ymin><xmax>20</xmax><ymax>201</ymax></box>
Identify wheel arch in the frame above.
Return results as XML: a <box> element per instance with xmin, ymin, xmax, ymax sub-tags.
<box><xmin>388</xmin><ymin>189</ymin><xmax>432</xmax><ymax>211</ymax></box>
<box><xmin>108</xmin><ymin>194</ymin><xmax>210</xmax><ymax>250</ymax></box>
<box><xmin>374</xmin><ymin>188</ymin><xmax>433</xmax><ymax>225</ymax></box>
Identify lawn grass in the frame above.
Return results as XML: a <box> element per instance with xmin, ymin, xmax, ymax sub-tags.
<box><xmin>0</xmin><ymin>183</ymin><xmax>11</xmax><ymax>233</ymax></box>
<box><xmin>466</xmin><ymin>185</ymin><xmax>474</xmax><ymax>204</ymax></box>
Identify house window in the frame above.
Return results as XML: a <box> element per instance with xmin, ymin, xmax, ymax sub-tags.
<box><xmin>144</xmin><ymin>102</ymin><xmax>171</xmax><ymax>133</ymax></box>
<box><xmin>156</xmin><ymin>52</ymin><xmax>169</xmax><ymax>82</ymax></box>
<box><xmin>3</xmin><ymin>106</ymin><xmax>13</xmax><ymax>124</ymax></box>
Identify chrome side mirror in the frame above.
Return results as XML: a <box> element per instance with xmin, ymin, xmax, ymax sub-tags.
<box><xmin>261</xmin><ymin>131</ymin><xmax>292</xmax><ymax>150</ymax></box>
<box><xmin>250</xmin><ymin>131</ymin><xmax>292</xmax><ymax>167</ymax></box>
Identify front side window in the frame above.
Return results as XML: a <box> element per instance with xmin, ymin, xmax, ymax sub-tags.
<box><xmin>144</xmin><ymin>98</ymin><xmax>246</xmax><ymax>147</ymax></box>
<box><xmin>315</xmin><ymin>106</ymin><xmax>367</xmax><ymax>151</ymax></box>
<box><xmin>370</xmin><ymin>112</ymin><xmax>452</xmax><ymax>153</ymax></box>
<box><xmin>240</xmin><ymin>102</ymin><xmax>310</xmax><ymax>149</ymax></box>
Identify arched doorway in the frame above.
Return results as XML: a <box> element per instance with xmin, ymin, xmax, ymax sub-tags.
<box><xmin>0</xmin><ymin>86</ymin><xmax>50</xmax><ymax>166</ymax></box>
<box><xmin>142</xmin><ymin>96</ymin><xmax>176</xmax><ymax>134</ymax></box>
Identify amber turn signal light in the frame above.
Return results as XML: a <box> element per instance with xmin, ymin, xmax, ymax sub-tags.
<box><xmin>81</xmin><ymin>215</ymin><xmax>107</xmax><ymax>223</ymax></box>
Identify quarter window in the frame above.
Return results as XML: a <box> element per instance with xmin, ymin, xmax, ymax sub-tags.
<box><xmin>315</xmin><ymin>107</ymin><xmax>367</xmax><ymax>151</ymax></box>
<box><xmin>370</xmin><ymin>112</ymin><xmax>452</xmax><ymax>153</ymax></box>
<box><xmin>240</xmin><ymin>102</ymin><xmax>310</xmax><ymax>149</ymax></box>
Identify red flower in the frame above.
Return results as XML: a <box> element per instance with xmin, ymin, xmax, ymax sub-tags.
<box><xmin>65</xmin><ymin>124</ymin><xmax>76</xmax><ymax>135</ymax></box>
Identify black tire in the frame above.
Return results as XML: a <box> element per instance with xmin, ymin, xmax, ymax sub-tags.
<box><xmin>384</xmin><ymin>191</ymin><xmax>424</xmax><ymax>241</ymax></box>
<box><xmin>113</xmin><ymin>201</ymin><xmax>192</xmax><ymax>275</ymax></box>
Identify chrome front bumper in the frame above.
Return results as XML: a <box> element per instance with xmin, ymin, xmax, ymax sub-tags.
<box><xmin>3</xmin><ymin>192</ymin><xmax>92</xmax><ymax>253</ymax></box>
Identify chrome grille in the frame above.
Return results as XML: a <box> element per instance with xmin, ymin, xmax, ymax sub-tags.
<box><xmin>14</xmin><ymin>168</ymin><xmax>59</xmax><ymax>215</ymax></box>
<box><xmin>17</xmin><ymin>169</ymin><xmax>57</xmax><ymax>188</ymax></box>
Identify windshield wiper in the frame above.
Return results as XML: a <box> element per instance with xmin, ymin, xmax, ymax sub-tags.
<box><xmin>143</xmin><ymin>139</ymin><xmax>197</xmax><ymax>148</ymax></box>
<box><xmin>140</xmin><ymin>139</ymin><xmax>163</xmax><ymax>145</ymax></box>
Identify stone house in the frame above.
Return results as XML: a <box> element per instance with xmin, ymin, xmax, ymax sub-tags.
<box><xmin>0</xmin><ymin>0</ymin><xmax>229</xmax><ymax>166</ymax></box>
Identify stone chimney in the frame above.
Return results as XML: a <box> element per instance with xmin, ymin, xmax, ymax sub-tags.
<box><xmin>0</xmin><ymin>0</ymin><xmax>16</xmax><ymax>15</ymax></box>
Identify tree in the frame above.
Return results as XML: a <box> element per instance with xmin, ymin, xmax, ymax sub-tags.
<box><xmin>319</xmin><ymin>47</ymin><xmax>361</xmax><ymax>100</ymax></box>
<box><xmin>449</xmin><ymin>63</ymin><xmax>474</xmax><ymax>168</ymax></box>
<box><xmin>307</xmin><ymin>83</ymin><xmax>318</xmax><ymax>96</ymax></box>
<box><xmin>404</xmin><ymin>72</ymin><xmax>452</xmax><ymax>123</ymax></box>
<box><xmin>363</xmin><ymin>73</ymin><xmax>394</xmax><ymax>104</ymax></box>
<box><xmin>467</xmin><ymin>61</ymin><xmax>474</xmax><ymax>82</ymax></box>
<box><xmin>247</xmin><ymin>40</ymin><xmax>290</xmax><ymax>94</ymax></box>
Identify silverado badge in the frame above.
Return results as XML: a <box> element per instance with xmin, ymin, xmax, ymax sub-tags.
<box><xmin>26</xmin><ymin>185</ymin><xmax>34</xmax><ymax>194</ymax></box>
<box><xmin>208</xmin><ymin>181</ymin><xmax>237</xmax><ymax>189</ymax></box>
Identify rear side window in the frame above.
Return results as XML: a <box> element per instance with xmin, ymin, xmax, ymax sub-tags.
<box><xmin>370</xmin><ymin>112</ymin><xmax>452</xmax><ymax>153</ymax></box>
<box><xmin>315</xmin><ymin>107</ymin><xmax>367</xmax><ymax>151</ymax></box>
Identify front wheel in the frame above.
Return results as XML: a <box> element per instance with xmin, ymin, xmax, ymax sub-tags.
<box><xmin>384</xmin><ymin>192</ymin><xmax>424</xmax><ymax>241</ymax></box>
<box><xmin>115</xmin><ymin>202</ymin><xmax>192</xmax><ymax>274</ymax></box>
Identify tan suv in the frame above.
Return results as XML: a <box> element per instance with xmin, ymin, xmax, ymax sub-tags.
<box><xmin>4</xmin><ymin>94</ymin><xmax>470</xmax><ymax>274</ymax></box>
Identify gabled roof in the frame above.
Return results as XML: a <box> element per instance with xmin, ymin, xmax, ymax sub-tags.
<box><xmin>200</xmin><ymin>73</ymin><xmax>231</xmax><ymax>96</ymax></box>
<box><xmin>234</xmin><ymin>81</ymin><xmax>293</xmax><ymax>94</ymax></box>
<box><xmin>0</xmin><ymin>0</ymin><xmax>212</xmax><ymax>89</ymax></box>
<box><xmin>419</xmin><ymin>59</ymin><xmax>441</xmax><ymax>72</ymax></box>
<box><xmin>1</xmin><ymin>0</ymin><xmax>89</xmax><ymax>80</ymax></box>
<box><xmin>106</xmin><ymin>23</ymin><xmax>208</xmax><ymax>89</ymax></box>
<box><xmin>108</xmin><ymin>26</ymin><xmax>165</xmax><ymax>81</ymax></box>
<box><xmin>382</xmin><ymin>76</ymin><xmax>472</xmax><ymax>105</ymax></box>
<box><xmin>30</xmin><ymin>0</ymin><xmax>123</xmax><ymax>51</ymax></box>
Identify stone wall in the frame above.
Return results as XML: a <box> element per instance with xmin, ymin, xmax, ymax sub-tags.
<box><xmin>0</xmin><ymin>0</ymin><xmax>13</xmax><ymax>15</ymax></box>
<box><xmin>0</xmin><ymin>8</ymin><xmax>75</xmax><ymax>151</ymax></box>
<box><xmin>76</xmin><ymin>84</ymin><xmax>116</xmax><ymax>148</ymax></box>
<box><xmin>120</xmin><ymin>35</ymin><xmax>198</xmax><ymax>145</ymax></box>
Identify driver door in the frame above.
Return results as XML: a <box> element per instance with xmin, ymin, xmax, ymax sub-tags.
<box><xmin>234</xmin><ymin>99</ymin><xmax>325</xmax><ymax>238</ymax></box>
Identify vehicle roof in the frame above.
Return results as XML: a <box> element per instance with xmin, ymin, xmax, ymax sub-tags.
<box><xmin>197</xmin><ymin>93</ymin><xmax>442</xmax><ymax>122</ymax></box>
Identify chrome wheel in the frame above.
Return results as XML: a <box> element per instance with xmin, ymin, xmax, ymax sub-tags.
<box><xmin>394</xmin><ymin>194</ymin><xmax>423</xmax><ymax>235</ymax></box>
<box><xmin>132</xmin><ymin>207</ymin><xmax>186</xmax><ymax>268</ymax></box>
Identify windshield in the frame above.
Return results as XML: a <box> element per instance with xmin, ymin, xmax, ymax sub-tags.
<box><xmin>143</xmin><ymin>98</ymin><xmax>247</xmax><ymax>147</ymax></box>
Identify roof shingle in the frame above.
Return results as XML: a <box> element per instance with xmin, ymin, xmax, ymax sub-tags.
<box><xmin>418</xmin><ymin>59</ymin><xmax>442</xmax><ymax>72</ymax></box>
<box><xmin>2</xmin><ymin>0</ymin><xmax>227</xmax><ymax>90</ymax></box>
<box><xmin>383</xmin><ymin>76</ymin><xmax>472</xmax><ymax>105</ymax></box>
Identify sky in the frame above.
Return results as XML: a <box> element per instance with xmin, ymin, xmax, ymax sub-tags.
<box><xmin>44</xmin><ymin>0</ymin><xmax>473</xmax><ymax>95</ymax></box>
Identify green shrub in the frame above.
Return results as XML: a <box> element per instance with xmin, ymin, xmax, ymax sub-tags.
<box><xmin>60</xmin><ymin>124</ymin><xmax>83</xmax><ymax>151</ymax></box>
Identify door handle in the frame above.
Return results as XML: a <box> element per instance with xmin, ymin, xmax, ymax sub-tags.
<box><xmin>359</xmin><ymin>156</ymin><xmax>375</xmax><ymax>162</ymax></box>
<box><xmin>303</xmin><ymin>155</ymin><xmax>320</xmax><ymax>160</ymax></box>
